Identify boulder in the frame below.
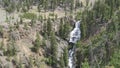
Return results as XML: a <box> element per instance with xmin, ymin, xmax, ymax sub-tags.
<box><xmin>0</xmin><ymin>50</ymin><xmax>3</xmax><ymax>56</ymax></box>
<box><xmin>4</xmin><ymin>62</ymin><xmax>13</xmax><ymax>68</ymax></box>
<box><xmin>20</xmin><ymin>55</ymin><xmax>29</xmax><ymax>67</ymax></box>
<box><xmin>0</xmin><ymin>64</ymin><xmax>2</xmax><ymax>68</ymax></box>
<box><xmin>10</xmin><ymin>30</ymin><xmax>20</xmax><ymax>40</ymax></box>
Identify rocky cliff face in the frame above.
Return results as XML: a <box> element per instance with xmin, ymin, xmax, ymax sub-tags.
<box><xmin>0</xmin><ymin>14</ymin><xmax>71</xmax><ymax>68</ymax></box>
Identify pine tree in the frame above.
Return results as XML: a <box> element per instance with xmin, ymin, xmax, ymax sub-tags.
<box><xmin>43</xmin><ymin>0</ymin><xmax>48</xmax><ymax>12</ymax></box>
<box><xmin>24</xmin><ymin>23</ymin><xmax>28</xmax><ymax>30</ymax></box>
<box><xmin>76</xmin><ymin>50</ymin><xmax>82</xmax><ymax>68</ymax></box>
<box><xmin>43</xmin><ymin>22</ymin><xmax>48</xmax><ymax>39</ymax></box>
<box><xmin>82</xmin><ymin>59</ymin><xmax>90</xmax><ymax>68</ymax></box>
<box><xmin>4</xmin><ymin>40</ymin><xmax>16</xmax><ymax>56</ymax></box>
<box><xmin>16</xmin><ymin>22</ymin><xmax>19</xmax><ymax>29</ymax></box>
<box><xmin>63</xmin><ymin>20</ymin><xmax>71</xmax><ymax>39</ymax></box>
<box><xmin>47</xmin><ymin>18</ymin><xmax>52</xmax><ymax>36</ymax></box>
<box><xmin>32</xmin><ymin>32</ymin><xmax>41</xmax><ymax>53</ymax></box>
<box><xmin>50</xmin><ymin>31</ymin><xmax>57</xmax><ymax>67</ymax></box>
<box><xmin>30</xmin><ymin>19</ymin><xmax>36</xmax><ymax>27</ymax></box>
<box><xmin>59</xmin><ymin>19</ymin><xmax>71</xmax><ymax>39</ymax></box>
<box><xmin>0</xmin><ymin>25</ymin><xmax>3</xmax><ymax>38</ymax></box>
<box><xmin>59</xmin><ymin>18</ymin><xmax>64</xmax><ymax>38</ymax></box>
<box><xmin>70</xmin><ymin>0</ymin><xmax>74</xmax><ymax>13</ymax></box>
<box><xmin>0</xmin><ymin>39</ymin><xmax>4</xmax><ymax>50</ymax></box>
<box><xmin>26</xmin><ymin>0</ymin><xmax>30</xmax><ymax>10</ymax></box>
<box><xmin>20</xmin><ymin>17</ymin><xmax>23</xmax><ymax>24</ymax></box>
<box><xmin>3</xmin><ymin>0</ymin><xmax>10</xmax><ymax>7</ymax></box>
<box><xmin>37</xmin><ymin>4</ymin><xmax>41</xmax><ymax>12</ymax></box>
<box><xmin>63</xmin><ymin>47</ymin><xmax>68</xmax><ymax>67</ymax></box>
<box><xmin>60</xmin><ymin>55</ymin><xmax>65</xmax><ymax>68</ymax></box>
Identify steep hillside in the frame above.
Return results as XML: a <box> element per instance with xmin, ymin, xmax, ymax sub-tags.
<box><xmin>0</xmin><ymin>0</ymin><xmax>120</xmax><ymax>68</ymax></box>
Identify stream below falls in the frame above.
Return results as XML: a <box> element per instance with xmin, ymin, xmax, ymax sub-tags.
<box><xmin>68</xmin><ymin>46</ymin><xmax>75</xmax><ymax>68</ymax></box>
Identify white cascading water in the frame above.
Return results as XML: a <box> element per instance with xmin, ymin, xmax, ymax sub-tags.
<box><xmin>68</xmin><ymin>21</ymin><xmax>81</xmax><ymax>68</ymax></box>
<box><xmin>68</xmin><ymin>47</ymin><xmax>75</xmax><ymax>68</ymax></box>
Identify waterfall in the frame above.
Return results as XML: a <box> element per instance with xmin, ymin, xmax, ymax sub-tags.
<box><xmin>68</xmin><ymin>21</ymin><xmax>81</xmax><ymax>68</ymax></box>
<box><xmin>68</xmin><ymin>46</ymin><xmax>75</xmax><ymax>68</ymax></box>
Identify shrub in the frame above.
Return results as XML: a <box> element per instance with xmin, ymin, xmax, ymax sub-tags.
<box><xmin>31</xmin><ymin>32</ymin><xmax>41</xmax><ymax>53</ymax></box>
<box><xmin>21</xmin><ymin>13</ymin><xmax>37</xmax><ymax>20</ymax></box>
<box><xmin>4</xmin><ymin>40</ymin><xmax>16</xmax><ymax>56</ymax></box>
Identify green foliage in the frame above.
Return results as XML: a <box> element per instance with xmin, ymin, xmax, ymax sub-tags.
<box><xmin>75</xmin><ymin>0</ymin><xmax>82</xmax><ymax>8</ymax></box>
<box><xmin>75</xmin><ymin>1</ymin><xmax>120</xmax><ymax>67</ymax></box>
<box><xmin>109</xmin><ymin>50</ymin><xmax>120</xmax><ymax>68</ymax></box>
<box><xmin>16</xmin><ymin>22</ymin><xmax>19</xmax><ymax>29</ymax></box>
<box><xmin>20</xmin><ymin>18</ymin><xmax>23</xmax><ymax>24</ymax></box>
<box><xmin>25</xmin><ymin>0</ymin><xmax>31</xmax><ymax>10</ymax></box>
<box><xmin>82</xmin><ymin>59</ymin><xmax>90</xmax><ymax>68</ymax></box>
<box><xmin>50</xmin><ymin>31</ymin><xmax>57</xmax><ymax>66</ymax></box>
<box><xmin>8</xmin><ymin>5</ymin><xmax>15</xmax><ymax>13</ymax></box>
<box><xmin>29</xmin><ymin>56</ymin><xmax>34</xmax><ymax>68</ymax></box>
<box><xmin>42</xmin><ymin>22</ymin><xmax>48</xmax><ymax>39</ymax></box>
<box><xmin>47</xmin><ymin>18</ymin><xmax>52</xmax><ymax>36</ymax></box>
<box><xmin>21</xmin><ymin>0</ymin><xmax>33</xmax><ymax>12</ymax></box>
<box><xmin>60</xmin><ymin>55</ymin><xmax>65</xmax><ymax>68</ymax></box>
<box><xmin>0</xmin><ymin>26</ymin><xmax>3</xmax><ymax>38</ymax></box>
<box><xmin>3</xmin><ymin>0</ymin><xmax>10</xmax><ymax>7</ymax></box>
<box><xmin>59</xmin><ymin>47</ymin><xmax>68</xmax><ymax>67</ymax></box>
<box><xmin>69</xmin><ymin>0</ymin><xmax>74</xmax><ymax>13</ymax></box>
<box><xmin>38</xmin><ymin>15</ymin><xmax>43</xmax><ymax>21</ymax></box>
<box><xmin>34</xmin><ymin>57</ymin><xmax>41</xmax><ymax>68</ymax></box>
<box><xmin>5</xmin><ymin>4</ymin><xmax>15</xmax><ymax>13</ymax></box>
<box><xmin>4</xmin><ymin>40</ymin><xmax>16</xmax><ymax>56</ymax></box>
<box><xmin>59</xmin><ymin>19</ymin><xmax>64</xmax><ymax>38</ymax></box>
<box><xmin>0</xmin><ymin>40</ymin><xmax>4</xmax><ymax>50</ymax></box>
<box><xmin>24</xmin><ymin>23</ymin><xmax>28</xmax><ymax>30</ymax></box>
<box><xmin>50</xmin><ymin>31</ymin><xmax>57</xmax><ymax>54</ymax></box>
<box><xmin>63</xmin><ymin>21</ymin><xmax>71</xmax><ymax>39</ymax></box>
<box><xmin>21</xmin><ymin>13</ymin><xmax>37</xmax><ymax>20</ymax></box>
<box><xmin>76</xmin><ymin>49</ymin><xmax>83</xmax><ymax>68</ymax></box>
<box><xmin>30</xmin><ymin>19</ymin><xmax>36</xmax><ymax>27</ymax></box>
<box><xmin>1</xmin><ymin>0</ymin><xmax>120</xmax><ymax>68</ymax></box>
<box><xmin>59</xmin><ymin>18</ymin><xmax>71</xmax><ymax>39</ymax></box>
<box><xmin>3</xmin><ymin>0</ymin><xmax>15</xmax><ymax>13</ymax></box>
<box><xmin>47</xmin><ymin>56</ymin><xmax>53</xmax><ymax>66</ymax></box>
<box><xmin>32</xmin><ymin>32</ymin><xmax>41</xmax><ymax>53</ymax></box>
<box><xmin>22</xmin><ymin>6</ymin><xmax>28</xmax><ymax>12</ymax></box>
<box><xmin>42</xmin><ymin>38</ymin><xmax>46</xmax><ymax>47</ymax></box>
<box><xmin>63</xmin><ymin>47</ymin><xmax>68</xmax><ymax>66</ymax></box>
<box><xmin>49</xmin><ymin>13</ymin><xmax>55</xmax><ymax>17</ymax></box>
<box><xmin>16</xmin><ymin>3</ymin><xmax>21</xmax><ymax>12</ymax></box>
<box><xmin>37</xmin><ymin>4</ymin><xmax>41</xmax><ymax>12</ymax></box>
<box><xmin>77</xmin><ymin>0</ymin><xmax>117</xmax><ymax>40</ymax></box>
